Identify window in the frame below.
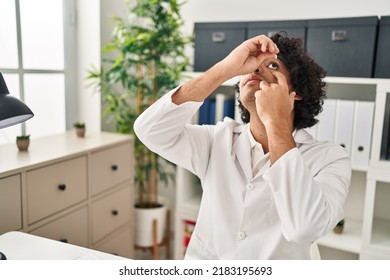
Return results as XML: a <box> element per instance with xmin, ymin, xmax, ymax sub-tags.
<box><xmin>0</xmin><ymin>0</ymin><xmax>76</xmax><ymax>144</ymax></box>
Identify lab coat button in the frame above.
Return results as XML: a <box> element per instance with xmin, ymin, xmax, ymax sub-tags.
<box><xmin>246</xmin><ymin>183</ymin><xmax>255</xmax><ymax>191</ymax></box>
<box><xmin>238</xmin><ymin>231</ymin><xmax>246</xmax><ymax>240</ymax></box>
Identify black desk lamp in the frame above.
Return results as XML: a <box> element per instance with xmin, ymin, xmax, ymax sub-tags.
<box><xmin>0</xmin><ymin>72</ymin><xmax>34</xmax><ymax>129</ymax></box>
<box><xmin>0</xmin><ymin>72</ymin><xmax>34</xmax><ymax>260</ymax></box>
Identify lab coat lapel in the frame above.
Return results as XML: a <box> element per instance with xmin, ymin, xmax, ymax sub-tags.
<box><xmin>294</xmin><ymin>129</ymin><xmax>316</xmax><ymax>146</ymax></box>
<box><xmin>232</xmin><ymin>125</ymin><xmax>252</xmax><ymax>182</ymax></box>
<box><xmin>231</xmin><ymin>127</ymin><xmax>314</xmax><ymax>182</ymax></box>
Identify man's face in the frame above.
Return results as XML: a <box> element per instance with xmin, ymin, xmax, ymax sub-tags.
<box><xmin>238</xmin><ymin>56</ymin><xmax>293</xmax><ymax>113</ymax></box>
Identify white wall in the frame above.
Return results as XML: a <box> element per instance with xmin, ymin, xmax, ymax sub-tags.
<box><xmin>77</xmin><ymin>0</ymin><xmax>101</xmax><ymax>133</ymax></box>
<box><xmin>181</xmin><ymin>0</ymin><xmax>390</xmax><ymax>28</ymax></box>
<box><xmin>77</xmin><ymin>0</ymin><xmax>127</xmax><ymax>133</ymax></box>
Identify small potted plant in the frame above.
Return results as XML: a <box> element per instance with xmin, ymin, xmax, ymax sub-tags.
<box><xmin>16</xmin><ymin>134</ymin><xmax>30</xmax><ymax>151</ymax></box>
<box><xmin>73</xmin><ymin>121</ymin><xmax>86</xmax><ymax>138</ymax></box>
<box><xmin>333</xmin><ymin>219</ymin><xmax>345</xmax><ymax>234</ymax></box>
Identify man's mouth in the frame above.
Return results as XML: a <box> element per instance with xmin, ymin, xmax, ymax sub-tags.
<box><xmin>245</xmin><ymin>76</ymin><xmax>262</xmax><ymax>85</ymax></box>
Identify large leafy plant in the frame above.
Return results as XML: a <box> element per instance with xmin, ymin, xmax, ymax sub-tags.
<box><xmin>88</xmin><ymin>0</ymin><xmax>191</xmax><ymax>208</ymax></box>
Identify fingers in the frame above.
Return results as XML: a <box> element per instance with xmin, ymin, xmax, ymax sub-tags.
<box><xmin>225</xmin><ymin>34</ymin><xmax>279</xmax><ymax>77</ymax></box>
<box><xmin>248</xmin><ymin>35</ymin><xmax>279</xmax><ymax>55</ymax></box>
<box><xmin>271</xmin><ymin>71</ymin><xmax>288</xmax><ymax>86</ymax></box>
<box><xmin>271</xmin><ymin>72</ymin><xmax>300</xmax><ymax>100</ymax></box>
<box><xmin>259</xmin><ymin>80</ymin><xmax>269</xmax><ymax>90</ymax></box>
<box><xmin>258</xmin><ymin>37</ymin><xmax>279</xmax><ymax>53</ymax></box>
<box><xmin>260</xmin><ymin>40</ymin><xmax>278</xmax><ymax>53</ymax></box>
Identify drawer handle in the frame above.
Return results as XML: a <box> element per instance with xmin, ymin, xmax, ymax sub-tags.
<box><xmin>332</xmin><ymin>30</ymin><xmax>347</xmax><ymax>41</ymax></box>
<box><xmin>358</xmin><ymin>146</ymin><xmax>364</xmax><ymax>152</ymax></box>
<box><xmin>111</xmin><ymin>209</ymin><xmax>119</xmax><ymax>216</ymax></box>
<box><xmin>58</xmin><ymin>184</ymin><xmax>67</xmax><ymax>191</ymax></box>
<box><xmin>211</xmin><ymin>32</ymin><xmax>225</xmax><ymax>43</ymax></box>
<box><xmin>60</xmin><ymin>238</ymin><xmax>68</xmax><ymax>243</ymax></box>
<box><xmin>111</xmin><ymin>164</ymin><xmax>118</xmax><ymax>171</ymax></box>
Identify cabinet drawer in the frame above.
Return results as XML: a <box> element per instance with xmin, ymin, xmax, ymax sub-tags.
<box><xmin>0</xmin><ymin>174</ymin><xmax>22</xmax><ymax>234</ymax></box>
<box><xmin>306</xmin><ymin>16</ymin><xmax>378</xmax><ymax>77</ymax></box>
<box><xmin>27</xmin><ymin>156</ymin><xmax>88</xmax><ymax>224</ymax></box>
<box><xmin>247</xmin><ymin>20</ymin><xmax>307</xmax><ymax>41</ymax></box>
<box><xmin>94</xmin><ymin>226</ymin><xmax>134</xmax><ymax>258</ymax></box>
<box><xmin>374</xmin><ymin>16</ymin><xmax>390</xmax><ymax>78</ymax></box>
<box><xmin>92</xmin><ymin>187</ymin><xmax>132</xmax><ymax>243</ymax></box>
<box><xmin>29</xmin><ymin>206</ymin><xmax>88</xmax><ymax>247</ymax></box>
<box><xmin>194</xmin><ymin>22</ymin><xmax>246</xmax><ymax>71</ymax></box>
<box><xmin>90</xmin><ymin>143</ymin><xmax>132</xmax><ymax>196</ymax></box>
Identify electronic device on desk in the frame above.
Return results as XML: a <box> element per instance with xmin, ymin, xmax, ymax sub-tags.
<box><xmin>0</xmin><ymin>251</ymin><xmax>6</xmax><ymax>260</ymax></box>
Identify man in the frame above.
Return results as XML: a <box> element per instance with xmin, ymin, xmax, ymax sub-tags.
<box><xmin>134</xmin><ymin>33</ymin><xmax>351</xmax><ymax>259</ymax></box>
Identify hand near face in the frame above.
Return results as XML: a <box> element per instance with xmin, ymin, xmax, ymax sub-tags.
<box><xmin>220</xmin><ymin>35</ymin><xmax>279</xmax><ymax>78</ymax></box>
<box><xmin>254</xmin><ymin>71</ymin><xmax>297</xmax><ymax>128</ymax></box>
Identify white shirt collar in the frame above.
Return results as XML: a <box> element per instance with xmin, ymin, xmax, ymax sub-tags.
<box><xmin>247</xmin><ymin>124</ymin><xmax>303</xmax><ymax>146</ymax></box>
<box><xmin>247</xmin><ymin>124</ymin><xmax>259</xmax><ymax>149</ymax></box>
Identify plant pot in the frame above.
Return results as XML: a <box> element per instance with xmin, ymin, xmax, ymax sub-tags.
<box><xmin>75</xmin><ymin>127</ymin><xmax>85</xmax><ymax>138</ymax></box>
<box><xmin>16</xmin><ymin>139</ymin><xmax>30</xmax><ymax>151</ymax></box>
<box><xmin>134</xmin><ymin>202</ymin><xmax>167</xmax><ymax>247</ymax></box>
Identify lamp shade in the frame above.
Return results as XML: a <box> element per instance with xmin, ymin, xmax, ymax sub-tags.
<box><xmin>0</xmin><ymin>73</ymin><xmax>34</xmax><ymax>129</ymax></box>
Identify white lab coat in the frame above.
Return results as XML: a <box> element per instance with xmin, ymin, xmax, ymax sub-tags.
<box><xmin>134</xmin><ymin>87</ymin><xmax>351</xmax><ymax>260</ymax></box>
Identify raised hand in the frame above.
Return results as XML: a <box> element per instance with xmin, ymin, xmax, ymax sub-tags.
<box><xmin>254</xmin><ymin>71</ymin><xmax>296</xmax><ymax>127</ymax></box>
<box><xmin>220</xmin><ymin>35</ymin><xmax>279</xmax><ymax>78</ymax></box>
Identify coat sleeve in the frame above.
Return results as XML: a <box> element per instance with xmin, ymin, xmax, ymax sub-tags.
<box><xmin>262</xmin><ymin>146</ymin><xmax>351</xmax><ymax>244</ymax></box>
<box><xmin>134</xmin><ymin>87</ymin><xmax>214</xmax><ymax>178</ymax></box>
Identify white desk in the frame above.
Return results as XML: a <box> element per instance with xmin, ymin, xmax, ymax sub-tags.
<box><xmin>0</xmin><ymin>231</ymin><xmax>128</xmax><ymax>260</ymax></box>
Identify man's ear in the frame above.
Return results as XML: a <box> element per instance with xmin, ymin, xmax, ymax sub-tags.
<box><xmin>294</xmin><ymin>96</ymin><xmax>303</xmax><ymax>101</ymax></box>
<box><xmin>293</xmin><ymin>92</ymin><xmax>302</xmax><ymax>100</ymax></box>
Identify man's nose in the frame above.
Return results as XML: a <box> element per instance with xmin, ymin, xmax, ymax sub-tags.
<box><xmin>254</xmin><ymin>67</ymin><xmax>263</xmax><ymax>75</ymax></box>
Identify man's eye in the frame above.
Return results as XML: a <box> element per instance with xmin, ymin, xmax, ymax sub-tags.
<box><xmin>268</xmin><ymin>63</ymin><xmax>278</xmax><ymax>70</ymax></box>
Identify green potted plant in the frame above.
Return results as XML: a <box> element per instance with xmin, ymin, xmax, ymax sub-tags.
<box><xmin>16</xmin><ymin>134</ymin><xmax>30</xmax><ymax>151</ymax></box>
<box><xmin>87</xmin><ymin>0</ymin><xmax>191</xmax><ymax>247</ymax></box>
<box><xmin>73</xmin><ymin>121</ymin><xmax>86</xmax><ymax>138</ymax></box>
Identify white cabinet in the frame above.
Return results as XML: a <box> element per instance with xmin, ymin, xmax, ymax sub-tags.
<box><xmin>93</xmin><ymin>225</ymin><xmax>134</xmax><ymax>258</ymax></box>
<box><xmin>89</xmin><ymin>143</ymin><xmax>133</xmax><ymax>196</ymax></box>
<box><xmin>316</xmin><ymin>78</ymin><xmax>390</xmax><ymax>259</ymax></box>
<box><xmin>0</xmin><ymin>131</ymin><xmax>134</xmax><ymax>259</ymax></box>
<box><xmin>174</xmin><ymin>74</ymin><xmax>390</xmax><ymax>260</ymax></box>
<box><xmin>30</xmin><ymin>206</ymin><xmax>89</xmax><ymax>247</ymax></box>
<box><xmin>91</xmin><ymin>186</ymin><xmax>133</xmax><ymax>244</ymax></box>
<box><xmin>361</xmin><ymin>169</ymin><xmax>390</xmax><ymax>259</ymax></box>
<box><xmin>365</xmin><ymin>90</ymin><xmax>390</xmax><ymax>257</ymax></box>
<box><xmin>0</xmin><ymin>174</ymin><xmax>22</xmax><ymax>233</ymax></box>
<box><xmin>26</xmin><ymin>156</ymin><xmax>88</xmax><ymax>224</ymax></box>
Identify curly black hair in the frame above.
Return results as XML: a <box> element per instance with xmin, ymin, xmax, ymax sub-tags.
<box><xmin>235</xmin><ymin>32</ymin><xmax>327</xmax><ymax>129</ymax></box>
